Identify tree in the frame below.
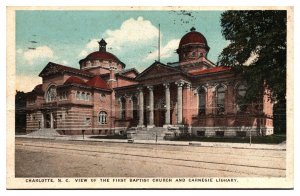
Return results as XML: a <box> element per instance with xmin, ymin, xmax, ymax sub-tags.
<box><xmin>15</xmin><ymin>91</ymin><xmax>27</xmax><ymax>133</ymax></box>
<box><xmin>218</xmin><ymin>10</ymin><xmax>286</xmax><ymax>103</ymax></box>
<box><xmin>217</xmin><ymin>10</ymin><xmax>287</xmax><ymax>134</ymax></box>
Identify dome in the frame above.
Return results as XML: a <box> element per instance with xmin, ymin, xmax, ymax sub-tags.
<box><xmin>64</xmin><ymin>76</ymin><xmax>86</xmax><ymax>85</ymax></box>
<box><xmin>85</xmin><ymin>51</ymin><xmax>120</xmax><ymax>62</ymax></box>
<box><xmin>79</xmin><ymin>38</ymin><xmax>126</xmax><ymax>68</ymax></box>
<box><xmin>178</xmin><ymin>27</ymin><xmax>208</xmax><ymax>48</ymax></box>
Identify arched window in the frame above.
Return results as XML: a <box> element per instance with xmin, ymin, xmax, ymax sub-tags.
<box><xmin>120</xmin><ymin>97</ymin><xmax>126</xmax><ymax>119</ymax></box>
<box><xmin>198</xmin><ymin>88</ymin><xmax>206</xmax><ymax>115</ymax></box>
<box><xmin>98</xmin><ymin>111</ymin><xmax>107</xmax><ymax>124</ymax></box>
<box><xmin>81</xmin><ymin>92</ymin><xmax>85</xmax><ymax>100</ymax></box>
<box><xmin>100</xmin><ymin>93</ymin><xmax>106</xmax><ymax>101</ymax></box>
<box><xmin>86</xmin><ymin>93</ymin><xmax>91</xmax><ymax>101</ymax></box>
<box><xmin>236</xmin><ymin>84</ymin><xmax>247</xmax><ymax>113</ymax></box>
<box><xmin>76</xmin><ymin>91</ymin><xmax>80</xmax><ymax>100</ymax></box>
<box><xmin>216</xmin><ymin>85</ymin><xmax>225</xmax><ymax>115</ymax></box>
<box><xmin>46</xmin><ymin>85</ymin><xmax>57</xmax><ymax>102</ymax></box>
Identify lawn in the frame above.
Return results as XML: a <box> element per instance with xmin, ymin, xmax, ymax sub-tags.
<box><xmin>172</xmin><ymin>134</ymin><xmax>286</xmax><ymax>144</ymax></box>
<box><xmin>89</xmin><ymin>135</ymin><xmax>127</xmax><ymax>139</ymax></box>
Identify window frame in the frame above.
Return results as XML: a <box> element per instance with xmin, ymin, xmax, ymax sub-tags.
<box><xmin>216</xmin><ymin>85</ymin><xmax>225</xmax><ymax>115</ymax></box>
<box><xmin>198</xmin><ymin>87</ymin><xmax>206</xmax><ymax>116</ymax></box>
<box><xmin>98</xmin><ymin>111</ymin><xmax>108</xmax><ymax>125</ymax></box>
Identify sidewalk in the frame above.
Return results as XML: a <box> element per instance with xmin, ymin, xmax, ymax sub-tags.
<box><xmin>15</xmin><ymin>134</ymin><xmax>286</xmax><ymax>151</ymax></box>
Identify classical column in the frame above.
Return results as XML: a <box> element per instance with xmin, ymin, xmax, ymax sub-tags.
<box><xmin>163</xmin><ymin>83</ymin><xmax>170</xmax><ymax>127</ymax></box>
<box><xmin>176</xmin><ymin>81</ymin><xmax>184</xmax><ymax>125</ymax></box>
<box><xmin>41</xmin><ymin>113</ymin><xmax>44</xmax><ymax>129</ymax></box>
<box><xmin>138</xmin><ymin>87</ymin><xmax>144</xmax><ymax>127</ymax></box>
<box><xmin>50</xmin><ymin>112</ymin><xmax>53</xmax><ymax>128</ymax></box>
<box><xmin>183</xmin><ymin>83</ymin><xmax>191</xmax><ymax>125</ymax></box>
<box><xmin>147</xmin><ymin>86</ymin><xmax>154</xmax><ymax>128</ymax></box>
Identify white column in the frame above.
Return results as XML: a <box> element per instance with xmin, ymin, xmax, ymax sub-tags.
<box><xmin>41</xmin><ymin>113</ymin><xmax>44</xmax><ymax>129</ymax></box>
<box><xmin>176</xmin><ymin>81</ymin><xmax>184</xmax><ymax>125</ymax></box>
<box><xmin>50</xmin><ymin>112</ymin><xmax>53</xmax><ymax>128</ymax></box>
<box><xmin>147</xmin><ymin>86</ymin><xmax>154</xmax><ymax>128</ymax></box>
<box><xmin>138</xmin><ymin>87</ymin><xmax>144</xmax><ymax>127</ymax></box>
<box><xmin>163</xmin><ymin>83</ymin><xmax>170</xmax><ymax>127</ymax></box>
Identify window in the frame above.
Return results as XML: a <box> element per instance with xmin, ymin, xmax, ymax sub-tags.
<box><xmin>76</xmin><ymin>91</ymin><xmax>81</xmax><ymax>100</ymax></box>
<box><xmin>216</xmin><ymin>86</ymin><xmax>225</xmax><ymax>115</ymax></box>
<box><xmin>98</xmin><ymin>111</ymin><xmax>107</xmax><ymax>124</ymax></box>
<box><xmin>81</xmin><ymin>92</ymin><xmax>85</xmax><ymax>100</ymax></box>
<box><xmin>120</xmin><ymin>97</ymin><xmax>126</xmax><ymax>119</ymax></box>
<box><xmin>236</xmin><ymin>84</ymin><xmax>247</xmax><ymax>113</ymax></box>
<box><xmin>198</xmin><ymin>88</ymin><xmax>206</xmax><ymax>115</ymax></box>
<box><xmin>46</xmin><ymin>85</ymin><xmax>57</xmax><ymax>102</ymax></box>
<box><xmin>59</xmin><ymin>91</ymin><xmax>67</xmax><ymax>100</ymax></box>
<box><xmin>76</xmin><ymin>91</ymin><xmax>91</xmax><ymax>101</ymax></box>
<box><xmin>86</xmin><ymin>93</ymin><xmax>91</xmax><ymax>101</ymax></box>
<box><xmin>85</xmin><ymin>117</ymin><xmax>91</xmax><ymax>125</ymax></box>
<box><xmin>100</xmin><ymin>93</ymin><xmax>106</xmax><ymax>101</ymax></box>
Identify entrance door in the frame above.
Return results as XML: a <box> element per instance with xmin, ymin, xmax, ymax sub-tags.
<box><xmin>45</xmin><ymin>113</ymin><xmax>51</xmax><ymax>128</ymax></box>
<box><xmin>157</xmin><ymin>109</ymin><xmax>165</xmax><ymax>127</ymax></box>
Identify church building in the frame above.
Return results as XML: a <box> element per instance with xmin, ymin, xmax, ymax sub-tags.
<box><xmin>25</xmin><ymin>28</ymin><xmax>274</xmax><ymax>137</ymax></box>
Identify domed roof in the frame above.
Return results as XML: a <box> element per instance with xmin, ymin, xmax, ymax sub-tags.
<box><xmin>85</xmin><ymin>51</ymin><xmax>120</xmax><ymax>62</ymax></box>
<box><xmin>79</xmin><ymin>38</ymin><xmax>126</xmax><ymax>68</ymax></box>
<box><xmin>179</xmin><ymin>27</ymin><xmax>208</xmax><ymax>48</ymax></box>
<box><xmin>64</xmin><ymin>76</ymin><xmax>86</xmax><ymax>85</ymax></box>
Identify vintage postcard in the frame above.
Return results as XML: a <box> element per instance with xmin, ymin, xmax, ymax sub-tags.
<box><xmin>6</xmin><ymin>6</ymin><xmax>294</xmax><ymax>189</ymax></box>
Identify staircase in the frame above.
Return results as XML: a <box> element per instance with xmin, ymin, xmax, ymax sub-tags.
<box><xmin>27</xmin><ymin>128</ymin><xmax>61</xmax><ymax>137</ymax></box>
<box><xmin>129</xmin><ymin>127</ymin><xmax>167</xmax><ymax>140</ymax></box>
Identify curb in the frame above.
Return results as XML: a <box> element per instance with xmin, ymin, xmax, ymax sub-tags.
<box><xmin>15</xmin><ymin>135</ymin><xmax>286</xmax><ymax>151</ymax></box>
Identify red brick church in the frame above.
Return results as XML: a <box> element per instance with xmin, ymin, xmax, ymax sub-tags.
<box><xmin>25</xmin><ymin>28</ymin><xmax>274</xmax><ymax>137</ymax></box>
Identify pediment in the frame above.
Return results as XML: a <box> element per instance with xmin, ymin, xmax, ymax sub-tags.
<box><xmin>136</xmin><ymin>62</ymin><xmax>182</xmax><ymax>81</ymax></box>
<box><xmin>39</xmin><ymin>62</ymin><xmax>61</xmax><ymax>77</ymax></box>
<box><xmin>39</xmin><ymin>62</ymin><xmax>93</xmax><ymax>78</ymax></box>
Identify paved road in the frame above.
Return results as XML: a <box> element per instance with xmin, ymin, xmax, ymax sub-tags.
<box><xmin>15</xmin><ymin>138</ymin><xmax>286</xmax><ymax>178</ymax></box>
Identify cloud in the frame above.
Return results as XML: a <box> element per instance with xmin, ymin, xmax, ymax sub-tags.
<box><xmin>16</xmin><ymin>74</ymin><xmax>42</xmax><ymax>92</ymax></box>
<box><xmin>105</xmin><ymin>16</ymin><xmax>158</xmax><ymax>48</ymax></box>
<box><xmin>78</xmin><ymin>16</ymin><xmax>158</xmax><ymax>58</ymax></box>
<box><xmin>22</xmin><ymin>46</ymin><xmax>54</xmax><ymax>64</ymax></box>
<box><xmin>145</xmin><ymin>39</ymin><xmax>180</xmax><ymax>61</ymax></box>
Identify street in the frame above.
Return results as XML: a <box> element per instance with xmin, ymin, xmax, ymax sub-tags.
<box><xmin>15</xmin><ymin>138</ymin><xmax>286</xmax><ymax>177</ymax></box>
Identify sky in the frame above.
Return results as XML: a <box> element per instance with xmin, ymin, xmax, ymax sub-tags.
<box><xmin>15</xmin><ymin>10</ymin><xmax>228</xmax><ymax>92</ymax></box>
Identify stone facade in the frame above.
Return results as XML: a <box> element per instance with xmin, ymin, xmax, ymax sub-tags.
<box><xmin>25</xmin><ymin>29</ymin><xmax>274</xmax><ymax>137</ymax></box>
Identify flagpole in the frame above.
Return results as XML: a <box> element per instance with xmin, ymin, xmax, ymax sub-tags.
<box><xmin>158</xmin><ymin>24</ymin><xmax>160</xmax><ymax>62</ymax></box>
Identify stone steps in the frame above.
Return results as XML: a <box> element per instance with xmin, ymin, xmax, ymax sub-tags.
<box><xmin>27</xmin><ymin>129</ymin><xmax>61</xmax><ymax>137</ymax></box>
<box><xmin>131</xmin><ymin>127</ymin><xmax>167</xmax><ymax>140</ymax></box>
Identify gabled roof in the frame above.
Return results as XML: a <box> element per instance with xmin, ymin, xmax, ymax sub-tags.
<box><xmin>39</xmin><ymin>62</ymin><xmax>93</xmax><ymax>78</ymax></box>
<box><xmin>188</xmin><ymin>66</ymin><xmax>231</xmax><ymax>76</ymax></box>
<box><xmin>118</xmin><ymin>68</ymin><xmax>139</xmax><ymax>76</ymax></box>
<box><xmin>86</xmin><ymin>76</ymin><xmax>111</xmax><ymax>90</ymax></box>
<box><xmin>136</xmin><ymin>61</ymin><xmax>183</xmax><ymax>80</ymax></box>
